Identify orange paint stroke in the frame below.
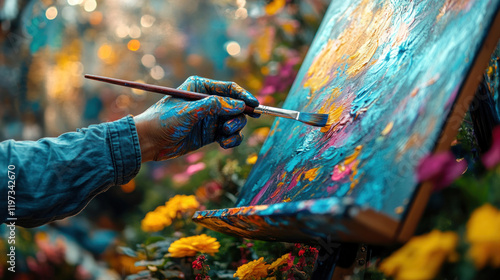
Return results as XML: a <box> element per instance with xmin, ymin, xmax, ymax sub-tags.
<box><xmin>316</xmin><ymin>88</ymin><xmax>345</xmax><ymax>133</ymax></box>
<box><xmin>304</xmin><ymin>167</ymin><xmax>320</xmax><ymax>181</ymax></box>
<box><xmin>344</xmin><ymin>145</ymin><xmax>363</xmax><ymax>165</ymax></box>
<box><xmin>303</xmin><ymin>0</ymin><xmax>394</xmax><ymax>93</ymax></box>
<box><xmin>381</xmin><ymin>121</ymin><xmax>394</xmax><ymax>136</ymax></box>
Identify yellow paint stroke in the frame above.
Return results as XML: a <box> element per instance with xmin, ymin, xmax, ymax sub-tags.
<box><xmin>344</xmin><ymin>145</ymin><xmax>363</xmax><ymax>165</ymax></box>
<box><xmin>339</xmin><ymin>146</ymin><xmax>363</xmax><ymax>192</ymax></box>
<box><xmin>349</xmin><ymin>160</ymin><xmax>360</xmax><ymax>191</ymax></box>
<box><xmin>269</xmin><ymin>119</ymin><xmax>280</xmax><ymax>136</ymax></box>
<box><xmin>282</xmin><ymin>198</ymin><xmax>291</xmax><ymax>203</ymax></box>
<box><xmin>316</xmin><ymin>88</ymin><xmax>345</xmax><ymax>133</ymax></box>
<box><xmin>304</xmin><ymin>0</ymin><xmax>394</xmax><ymax>94</ymax></box>
<box><xmin>304</xmin><ymin>167</ymin><xmax>320</xmax><ymax>181</ymax></box>
<box><xmin>381</xmin><ymin>121</ymin><xmax>394</xmax><ymax>136</ymax></box>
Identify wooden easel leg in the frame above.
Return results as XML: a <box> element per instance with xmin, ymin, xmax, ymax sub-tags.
<box><xmin>312</xmin><ymin>243</ymin><xmax>368</xmax><ymax>280</ymax></box>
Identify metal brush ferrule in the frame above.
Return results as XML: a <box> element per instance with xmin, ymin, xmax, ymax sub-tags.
<box><xmin>253</xmin><ymin>105</ymin><xmax>300</xmax><ymax>121</ymax></box>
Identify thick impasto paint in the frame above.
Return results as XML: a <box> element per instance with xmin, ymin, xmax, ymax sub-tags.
<box><xmin>194</xmin><ymin>0</ymin><xmax>500</xmax><ymax>242</ymax></box>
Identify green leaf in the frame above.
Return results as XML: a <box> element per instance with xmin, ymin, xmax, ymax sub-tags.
<box><xmin>158</xmin><ymin>269</ymin><xmax>184</xmax><ymax>278</ymax></box>
<box><xmin>135</xmin><ymin>259</ymin><xmax>165</xmax><ymax>267</ymax></box>
<box><xmin>145</xmin><ymin>236</ymin><xmax>166</xmax><ymax>246</ymax></box>
<box><xmin>118</xmin><ymin>246</ymin><xmax>138</xmax><ymax>257</ymax></box>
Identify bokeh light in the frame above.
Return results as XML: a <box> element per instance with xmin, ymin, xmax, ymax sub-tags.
<box><xmin>97</xmin><ymin>44</ymin><xmax>112</xmax><ymax>60</ymax></box>
<box><xmin>150</xmin><ymin>65</ymin><xmax>165</xmax><ymax>80</ymax></box>
<box><xmin>141</xmin><ymin>54</ymin><xmax>156</xmax><ymax>68</ymax></box>
<box><xmin>84</xmin><ymin>0</ymin><xmax>97</xmax><ymax>12</ymax></box>
<box><xmin>67</xmin><ymin>0</ymin><xmax>83</xmax><ymax>5</ymax></box>
<box><xmin>226</xmin><ymin>41</ymin><xmax>241</xmax><ymax>56</ymax></box>
<box><xmin>128</xmin><ymin>25</ymin><xmax>141</xmax><ymax>39</ymax></box>
<box><xmin>141</xmin><ymin>15</ymin><xmax>156</xmax><ymax>28</ymax></box>
<box><xmin>127</xmin><ymin>39</ymin><xmax>141</xmax><ymax>51</ymax></box>
<box><xmin>45</xmin><ymin>6</ymin><xmax>58</xmax><ymax>20</ymax></box>
<box><xmin>115</xmin><ymin>25</ymin><xmax>129</xmax><ymax>38</ymax></box>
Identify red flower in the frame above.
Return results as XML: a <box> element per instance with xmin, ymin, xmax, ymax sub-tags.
<box><xmin>298</xmin><ymin>249</ymin><xmax>305</xmax><ymax>256</ymax></box>
<box><xmin>192</xmin><ymin>260</ymin><xmax>202</xmax><ymax>270</ymax></box>
<box><xmin>417</xmin><ymin>151</ymin><xmax>467</xmax><ymax>191</ymax></box>
<box><xmin>482</xmin><ymin>126</ymin><xmax>500</xmax><ymax>169</ymax></box>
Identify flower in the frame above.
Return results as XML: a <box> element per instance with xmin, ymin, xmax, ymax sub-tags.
<box><xmin>246</xmin><ymin>153</ymin><xmax>258</xmax><ymax>165</ymax></box>
<box><xmin>234</xmin><ymin>257</ymin><xmax>270</xmax><ymax>280</ymax></box>
<box><xmin>268</xmin><ymin>253</ymin><xmax>290</xmax><ymax>272</ymax></box>
<box><xmin>141</xmin><ymin>211</ymin><xmax>171</xmax><ymax>232</ymax></box>
<box><xmin>482</xmin><ymin>126</ymin><xmax>500</xmax><ymax>169</ymax></box>
<box><xmin>141</xmin><ymin>195</ymin><xmax>200</xmax><ymax>232</ymax></box>
<box><xmin>265</xmin><ymin>0</ymin><xmax>286</xmax><ymax>15</ymax></box>
<box><xmin>466</xmin><ymin>204</ymin><xmax>500</xmax><ymax>269</ymax></box>
<box><xmin>416</xmin><ymin>151</ymin><xmax>467</xmax><ymax>191</ymax></box>
<box><xmin>196</xmin><ymin>181</ymin><xmax>223</xmax><ymax>203</ymax></box>
<box><xmin>165</xmin><ymin>194</ymin><xmax>200</xmax><ymax>217</ymax></box>
<box><xmin>168</xmin><ymin>234</ymin><xmax>220</xmax><ymax>258</ymax></box>
<box><xmin>379</xmin><ymin>230</ymin><xmax>458</xmax><ymax>280</ymax></box>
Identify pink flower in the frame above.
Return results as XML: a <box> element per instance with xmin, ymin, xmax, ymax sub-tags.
<box><xmin>186</xmin><ymin>152</ymin><xmax>204</xmax><ymax>163</ymax></box>
<box><xmin>482</xmin><ymin>126</ymin><xmax>500</xmax><ymax>169</ymax></box>
<box><xmin>417</xmin><ymin>151</ymin><xmax>467</xmax><ymax>191</ymax></box>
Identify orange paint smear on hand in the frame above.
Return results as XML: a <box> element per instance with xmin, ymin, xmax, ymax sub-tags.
<box><xmin>304</xmin><ymin>0</ymin><xmax>394</xmax><ymax>93</ymax></box>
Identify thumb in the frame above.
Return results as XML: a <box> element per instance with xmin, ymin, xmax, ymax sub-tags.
<box><xmin>189</xmin><ymin>96</ymin><xmax>245</xmax><ymax>121</ymax></box>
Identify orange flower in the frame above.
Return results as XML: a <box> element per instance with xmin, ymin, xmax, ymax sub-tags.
<box><xmin>466</xmin><ymin>204</ymin><xmax>500</xmax><ymax>269</ymax></box>
<box><xmin>268</xmin><ymin>253</ymin><xmax>290</xmax><ymax>272</ymax></box>
<box><xmin>379</xmin><ymin>230</ymin><xmax>458</xmax><ymax>280</ymax></box>
<box><xmin>140</xmin><ymin>195</ymin><xmax>200</xmax><ymax>232</ymax></box>
<box><xmin>165</xmin><ymin>194</ymin><xmax>200</xmax><ymax>218</ymax></box>
<box><xmin>141</xmin><ymin>211</ymin><xmax>171</xmax><ymax>232</ymax></box>
<box><xmin>234</xmin><ymin>257</ymin><xmax>270</xmax><ymax>280</ymax></box>
<box><xmin>168</xmin><ymin>234</ymin><xmax>220</xmax><ymax>258</ymax></box>
<box><xmin>265</xmin><ymin>0</ymin><xmax>286</xmax><ymax>15</ymax></box>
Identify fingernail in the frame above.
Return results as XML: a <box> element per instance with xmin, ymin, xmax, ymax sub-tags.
<box><xmin>225</xmin><ymin>118</ymin><xmax>240</xmax><ymax>133</ymax></box>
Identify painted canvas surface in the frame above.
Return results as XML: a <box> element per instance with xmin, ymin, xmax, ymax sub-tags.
<box><xmin>194</xmin><ymin>0</ymin><xmax>500</xmax><ymax>242</ymax></box>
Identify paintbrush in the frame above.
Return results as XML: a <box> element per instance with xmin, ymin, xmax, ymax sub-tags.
<box><xmin>84</xmin><ymin>74</ymin><xmax>328</xmax><ymax>127</ymax></box>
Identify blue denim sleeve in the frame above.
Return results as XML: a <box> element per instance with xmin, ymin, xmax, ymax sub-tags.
<box><xmin>0</xmin><ymin>116</ymin><xmax>141</xmax><ymax>227</ymax></box>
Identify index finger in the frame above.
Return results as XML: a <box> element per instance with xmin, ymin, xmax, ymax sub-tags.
<box><xmin>179</xmin><ymin>76</ymin><xmax>260</xmax><ymax>108</ymax></box>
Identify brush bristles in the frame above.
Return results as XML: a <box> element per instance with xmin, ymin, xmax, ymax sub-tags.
<box><xmin>297</xmin><ymin>113</ymin><xmax>329</xmax><ymax>127</ymax></box>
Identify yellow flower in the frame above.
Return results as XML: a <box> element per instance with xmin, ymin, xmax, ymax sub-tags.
<box><xmin>234</xmin><ymin>257</ymin><xmax>270</xmax><ymax>280</ymax></box>
<box><xmin>466</xmin><ymin>204</ymin><xmax>500</xmax><ymax>269</ymax></box>
<box><xmin>246</xmin><ymin>153</ymin><xmax>258</xmax><ymax>165</ymax></box>
<box><xmin>268</xmin><ymin>253</ymin><xmax>290</xmax><ymax>272</ymax></box>
<box><xmin>265</xmin><ymin>0</ymin><xmax>286</xmax><ymax>15</ymax></box>
<box><xmin>168</xmin><ymin>234</ymin><xmax>220</xmax><ymax>258</ymax></box>
<box><xmin>141</xmin><ymin>211</ymin><xmax>171</xmax><ymax>232</ymax></box>
<box><xmin>166</xmin><ymin>195</ymin><xmax>200</xmax><ymax>215</ymax></box>
<box><xmin>141</xmin><ymin>195</ymin><xmax>199</xmax><ymax>232</ymax></box>
<box><xmin>379</xmin><ymin>230</ymin><xmax>458</xmax><ymax>280</ymax></box>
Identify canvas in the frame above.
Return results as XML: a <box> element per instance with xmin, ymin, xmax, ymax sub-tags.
<box><xmin>194</xmin><ymin>0</ymin><xmax>500</xmax><ymax>244</ymax></box>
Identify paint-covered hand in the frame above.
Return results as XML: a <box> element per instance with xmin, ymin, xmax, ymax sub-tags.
<box><xmin>133</xmin><ymin>76</ymin><xmax>260</xmax><ymax>162</ymax></box>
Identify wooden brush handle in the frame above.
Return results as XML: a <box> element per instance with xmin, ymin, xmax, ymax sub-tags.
<box><xmin>84</xmin><ymin>74</ymin><xmax>256</xmax><ymax>114</ymax></box>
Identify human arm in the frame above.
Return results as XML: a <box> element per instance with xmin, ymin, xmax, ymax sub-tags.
<box><xmin>1</xmin><ymin>76</ymin><xmax>258</xmax><ymax>227</ymax></box>
<box><xmin>0</xmin><ymin>116</ymin><xmax>141</xmax><ymax>227</ymax></box>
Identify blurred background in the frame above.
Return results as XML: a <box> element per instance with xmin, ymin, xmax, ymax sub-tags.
<box><xmin>0</xmin><ymin>0</ymin><xmax>330</xmax><ymax>279</ymax></box>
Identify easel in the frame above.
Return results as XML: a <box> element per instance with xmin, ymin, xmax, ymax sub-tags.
<box><xmin>193</xmin><ymin>1</ymin><xmax>500</xmax><ymax>279</ymax></box>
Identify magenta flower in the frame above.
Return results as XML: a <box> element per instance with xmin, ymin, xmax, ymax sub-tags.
<box><xmin>482</xmin><ymin>126</ymin><xmax>500</xmax><ymax>169</ymax></box>
<box><xmin>417</xmin><ymin>151</ymin><xmax>467</xmax><ymax>191</ymax></box>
